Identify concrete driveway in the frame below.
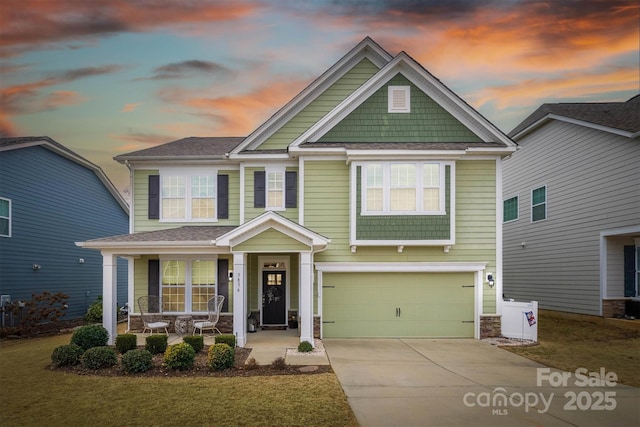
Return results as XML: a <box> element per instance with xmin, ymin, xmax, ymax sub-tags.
<box><xmin>324</xmin><ymin>339</ymin><xmax>640</xmax><ymax>427</ymax></box>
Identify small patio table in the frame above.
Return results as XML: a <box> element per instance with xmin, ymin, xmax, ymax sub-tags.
<box><xmin>174</xmin><ymin>315</ymin><xmax>194</xmax><ymax>335</ymax></box>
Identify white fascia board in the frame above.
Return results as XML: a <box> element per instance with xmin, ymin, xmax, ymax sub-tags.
<box><xmin>231</xmin><ymin>38</ymin><xmax>392</xmax><ymax>154</ymax></box>
<box><xmin>465</xmin><ymin>146</ymin><xmax>517</xmax><ymax>155</ymax></box>
<box><xmin>291</xmin><ymin>52</ymin><xmax>516</xmax><ymax>148</ymax></box>
<box><xmin>315</xmin><ymin>262</ymin><xmax>487</xmax><ymax>273</ymax></box>
<box><xmin>512</xmin><ymin>113</ymin><xmax>637</xmax><ymax>141</ymax></box>
<box><xmin>350</xmin><ymin>239</ymin><xmax>455</xmax><ymax>246</ymax></box>
<box><xmin>216</xmin><ymin>211</ymin><xmax>330</xmax><ymax>248</ymax></box>
<box><xmin>76</xmin><ymin>240</ymin><xmax>215</xmax><ymax>249</ymax></box>
<box><xmin>227</xmin><ymin>153</ymin><xmax>291</xmax><ymax>161</ymax></box>
<box><xmin>345</xmin><ymin>149</ymin><xmax>465</xmax><ymax>162</ymax></box>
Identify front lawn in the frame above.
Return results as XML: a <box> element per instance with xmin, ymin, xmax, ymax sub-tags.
<box><xmin>0</xmin><ymin>333</ymin><xmax>357</xmax><ymax>427</ymax></box>
<box><xmin>504</xmin><ymin>311</ymin><xmax>640</xmax><ymax>387</ymax></box>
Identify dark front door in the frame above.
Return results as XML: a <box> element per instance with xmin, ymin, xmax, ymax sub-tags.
<box><xmin>262</xmin><ymin>271</ymin><xmax>286</xmax><ymax>325</ymax></box>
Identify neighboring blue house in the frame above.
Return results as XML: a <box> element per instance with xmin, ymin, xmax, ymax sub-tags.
<box><xmin>0</xmin><ymin>136</ymin><xmax>129</xmax><ymax>322</ymax></box>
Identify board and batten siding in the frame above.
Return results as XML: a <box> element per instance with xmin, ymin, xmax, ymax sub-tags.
<box><xmin>304</xmin><ymin>159</ymin><xmax>498</xmax><ymax>313</ymax></box>
<box><xmin>0</xmin><ymin>145</ymin><xmax>128</xmax><ymax>319</ymax></box>
<box><xmin>502</xmin><ymin>120</ymin><xmax>640</xmax><ymax>315</ymax></box>
<box><xmin>257</xmin><ymin>58</ymin><xmax>380</xmax><ymax>151</ymax></box>
<box><xmin>133</xmin><ymin>169</ymin><xmax>240</xmax><ymax>232</ymax></box>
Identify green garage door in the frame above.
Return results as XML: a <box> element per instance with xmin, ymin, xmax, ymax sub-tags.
<box><xmin>322</xmin><ymin>272</ymin><xmax>475</xmax><ymax>338</ymax></box>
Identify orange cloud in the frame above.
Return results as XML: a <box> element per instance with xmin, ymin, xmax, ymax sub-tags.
<box><xmin>158</xmin><ymin>77</ymin><xmax>309</xmax><ymax>135</ymax></box>
<box><xmin>122</xmin><ymin>102</ymin><xmax>142</xmax><ymax>112</ymax></box>
<box><xmin>470</xmin><ymin>68</ymin><xmax>639</xmax><ymax>110</ymax></box>
<box><xmin>0</xmin><ymin>0</ymin><xmax>261</xmax><ymax>57</ymax></box>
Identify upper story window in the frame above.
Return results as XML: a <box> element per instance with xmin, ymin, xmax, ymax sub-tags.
<box><xmin>531</xmin><ymin>186</ymin><xmax>547</xmax><ymax>222</ymax></box>
<box><xmin>0</xmin><ymin>197</ymin><xmax>11</xmax><ymax>237</ymax></box>
<box><xmin>161</xmin><ymin>174</ymin><xmax>216</xmax><ymax>220</ymax></box>
<box><xmin>254</xmin><ymin>168</ymin><xmax>297</xmax><ymax>210</ymax></box>
<box><xmin>147</xmin><ymin>168</ymin><xmax>228</xmax><ymax>222</ymax></box>
<box><xmin>266</xmin><ymin>168</ymin><xmax>285</xmax><ymax>210</ymax></box>
<box><xmin>388</xmin><ymin>86</ymin><xmax>410</xmax><ymax>113</ymax></box>
<box><xmin>503</xmin><ymin>196</ymin><xmax>519</xmax><ymax>223</ymax></box>
<box><xmin>362</xmin><ymin>162</ymin><xmax>445</xmax><ymax>215</ymax></box>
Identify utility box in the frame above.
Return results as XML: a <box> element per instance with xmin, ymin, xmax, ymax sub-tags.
<box><xmin>501</xmin><ymin>300</ymin><xmax>538</xmax><ymax>341</ymax></box>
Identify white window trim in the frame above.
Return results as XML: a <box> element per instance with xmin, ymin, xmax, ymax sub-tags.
<box><xmin>159</xmin><ymin>256</ymin><xmax>218</xmax><ymax>313</ymax></box>
<box><xmin>531</xmin><ymin>185</ymin><xmax>547</xmax><ymax>223</ymax></box>
<box><xmin>360</xmin><ymin>161</ymin><xmax>447</xmax><ymax>216</ymax></box>
<box><xmin>0</xmin><ymin>197</ymin><xmax>11</xmax><ymax>238</ymax></box>
<box><xmin>503</xmin><ymin>195</ymin><xmax>519</xmax><ymax>223</ymax></box>
<box><xmin>388</xmin><ymin>85</ymin><xmax>410</xmax><ymax>113</ymax></box>
<box><xmin>159</xmin><ymin>168</ymin><xmax>218</xmax><ymax>222</ymax></box>
<box><xmin>265</xmin><ymin>166</ymin><xmax>286</xmax><ymax>211</ymax></box>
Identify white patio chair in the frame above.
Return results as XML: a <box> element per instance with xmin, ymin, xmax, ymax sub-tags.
<box><xmin>137</xmin><ymin>295</ymin><xmax>170</xmax><ymax>335</ymax></box>
<box><xmin>193</xmin><ymin>295</ymin><xmax>225</xmax><ymax>336</ymax></box>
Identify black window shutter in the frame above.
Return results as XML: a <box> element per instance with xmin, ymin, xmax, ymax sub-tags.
<box><xmin>217</xmin><ymin>175</ymin><xmax>229</xmax><ymax>219</ymax></box>
<box><xmin>217</xmin><ymin>259</ymin><xmax>229</xmax><ymax>312</ymax></box>
<box><xmin>148</xmin><ymin>175</ymin><xmax>160</xmax><ymax>219</ymax></box>
<box><xmin>624</xmin><ymin>246</ymin><xmax>636</xmax><ymax>297</ymax></box>
<box><xmin>148</xmin><ymin>259</ymin><xmax>160</xmax><ymax>297</ymax></box>
<box><xmin>285</xmin><ymin>171</ymin><xmax>297</xmax><ymax>208</ymax></box>
<box><xmin>254</xmin><ymin>171</ymin><xmax>265</xmax><ymax>208</ymax></box>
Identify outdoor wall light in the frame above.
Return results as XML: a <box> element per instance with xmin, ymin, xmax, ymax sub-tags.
<box><xmin>32</xmin><ymin>264</ymin><xmax>41</xmax><ymax>270</ymax></box>
<box><xmin>79</xmin><ymin>258</ymin><xmax>85</xmax><ymax>264</ymax></box>
<box><xmin>487</xmin><ymin>274</ymin><xmax>495</xmax><ymax>288</ymax></box>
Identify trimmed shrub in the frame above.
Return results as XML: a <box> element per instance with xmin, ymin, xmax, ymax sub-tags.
<box><xmin>71</xmin><ymin>324</ymin><xmax>109</xmax><ymax>351</ymax></box>
<box><xmin>208</xmin><ymin>343</ymin><xmax>235</xmax><ymax>371</ymax></box>
<box><xmin>121</xmin><ymin>349</ymin><xmax>153</xmax><ymax>373</ymax></box>
<box><xmin>164</xmin><ymin>343</ymin><xmax>196</xmax><ymax>370</ymax></box>
<box><xmin>115</xmin><ymin>334</ymin><xmax>137</xmax><ymax>354</ymax></box>
<box><xmin>214</xmin><ymin>334</ymin><xmax>235</xmax><ymax>348</ymax></box>
<box><xmin>182</xmin><ymin>335</ymin><xmax>204</xmax><ymax>353</ymax></box>
<box><xmin>271</xmin><ymin>357</ymin><xmax>286</xmax><ymax>370</ymax></box>
<box><xmin>297</xmin><ymin>341</ymin><xmax>313</xmax><ymax>352</ymax></box>
<box><xmin>145</xmin><ymin>334</ymin><xmax>168</xmax><ymax>354</ymax></box>
<box><xmin>51</xmin><ymin>343</ymin><xmax>84</xmax><ymax>367</ymax></box>
<box><xmin>85</xmin><ymin>296</ymin><xmax>102</xmax><ymax>323</ymax></box>
<box><xmin>81</xmin><ymin>346</ymin><xmax>118</xmax><ymax>370</ymax></box>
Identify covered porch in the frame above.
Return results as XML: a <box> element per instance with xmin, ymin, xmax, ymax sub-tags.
<box><xmin>77</xmin><ymin>211</ymin><xmax>330</xmax><ymax>347</ymax></box>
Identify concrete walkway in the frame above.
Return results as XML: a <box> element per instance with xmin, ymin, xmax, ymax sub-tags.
<box><xmin>324</xmin><ymin>339</ymin><xmax>640</xmax><ymax>427</ymax></box>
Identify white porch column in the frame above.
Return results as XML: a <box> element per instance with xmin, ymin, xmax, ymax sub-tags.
<box><xmin>101</xmin><ymin>252</ymin><xmax>118</xmax><ymax>345</ymax></box>
<box><xmin>299</xmin><ymin>252</ymin><xmax>314</xmax><ymax>345</ymax></box>
<box><xmin>233</xmin><ymin>252</ymin><xmax>247</xmax><ymax>347</ymax></box>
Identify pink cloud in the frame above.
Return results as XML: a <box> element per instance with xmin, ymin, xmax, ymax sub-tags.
<box><xmin>122</xmin><ymin>102</ymin><xmax>142</xmax><ymax>112</ymax></box>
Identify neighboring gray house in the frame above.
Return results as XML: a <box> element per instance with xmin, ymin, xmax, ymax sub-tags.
<box><xmin>502</xmin><ymin>95</ymin><xmax>640</xmax><ymax>318</ymax></box>
<box><xmin>0</xmin><ymin>136</ymin><xmax>129</xmax><ymax>322</ymax></box>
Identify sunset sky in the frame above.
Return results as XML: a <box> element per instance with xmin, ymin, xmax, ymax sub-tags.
<box><xmin>1</xmin><ymin>0</ymin><xmax>639</xmax><ymax>193</ymax></box>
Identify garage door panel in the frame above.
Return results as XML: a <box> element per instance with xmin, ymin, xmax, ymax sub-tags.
<box><xmin>323</xmin><ymin>272</ymin><xmax>475</xmax><ymax>338</ymax></box>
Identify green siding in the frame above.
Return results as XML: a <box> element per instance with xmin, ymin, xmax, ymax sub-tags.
<box><xmin>234</xmin><ymin>228</ymin><xmax>310</xmax><ymax>252</ymax></box>
<box><xmin>133</xmin><ymin>169</ymin><xmax>240</xmax><ymax>232</ymax></box>
<box><xmin>322</xmin><ymin>272</ymin><xmax>475</xmax><ymax>338</ymax></box>
<box><xmin>257</xmin><ymin>58</ymin><xmax>380</xmax><ymax>150</ymax></box>
<box><xmin>355</xmin><ymin>165</ymin><xmax>451</xmax><ymax>240</ymax></box>
<box><xmin>319</xmin><ymin>74</ymin><xmax>482</xmax><ymax>143</ymax></box>
<box><xmin>304</xmin><ymin>159</ymin><xmax>498</xmax><ymax>313</ymax></box>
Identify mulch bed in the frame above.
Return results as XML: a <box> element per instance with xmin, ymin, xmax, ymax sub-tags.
<box><xmin>53</xmin><ymin>345</ymin><xmax>332</xmax><ymax>377</ymax></box>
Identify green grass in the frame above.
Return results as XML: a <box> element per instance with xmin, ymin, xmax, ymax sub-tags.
<box><xmin>504</xmin><ymin>312</ymin><xmax>640</xmax><ymax>387</ymax></box>
<box><xmin>0</xmin><ymin>333</ymin><xmax>357</xmax><ymax>427</ymax></box>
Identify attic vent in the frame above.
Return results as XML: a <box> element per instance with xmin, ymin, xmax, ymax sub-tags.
<box><xmin>388</xmin><ymin>86</ymin><xmax>410</xmax><ymax>113</ymax></box>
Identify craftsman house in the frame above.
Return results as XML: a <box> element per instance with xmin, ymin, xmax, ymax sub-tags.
<box><xmin>503</xmin><ymin>95</ymin><xmax>640</xmax><ymax>318</ymax></box>
<box><xmin>78</xmin><ymin>38</ymin><xmax>516</xmax><ymax>346</ymax></box>
<box><xmin>0</xmin><ymin>136</ymin><xmax>129</xmax><ymax>322</ymax></box>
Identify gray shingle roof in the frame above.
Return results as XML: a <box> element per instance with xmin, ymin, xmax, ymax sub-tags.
<box><xmin>510</xmin><ymin>94</ymin><xmax>640</xmax><ymax>138</ymax></box>
<box><xmin>114</xmin><ymin>137</ymin><xmax>245</xmax><ymax>161</ymax></box>
<box><xmin>83</xmin><ymin>226</ymin><xmax>237</xmax><ymax>243</ymax></box>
